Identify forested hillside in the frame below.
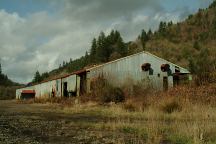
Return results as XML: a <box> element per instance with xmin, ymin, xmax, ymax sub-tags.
<box><xmin>0</xmin><ymin>63</ymin><xmax>21</xmax><ymax>99</ymax></box>
<box><xmin>32</xmin><ymin>0</ymin><xmax>216</xmax><ymax>85</ymax></box>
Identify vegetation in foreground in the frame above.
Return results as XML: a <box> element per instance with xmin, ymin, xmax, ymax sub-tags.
<box><xmin>13</xmin><ymin>83</ymin><xmax>216</xmax><ymax>144</ymax></box>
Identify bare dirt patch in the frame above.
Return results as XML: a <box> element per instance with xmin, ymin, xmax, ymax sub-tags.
<box><xmin>0</xmin><ymin>100</ymin><xmax>138</xmax><ymax>144</ymax></box>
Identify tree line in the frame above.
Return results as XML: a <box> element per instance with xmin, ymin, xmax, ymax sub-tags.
<box><xmin>31</xmin><ymin>14</ymin><xmax>216</xmax><ymax>86</ymax></box>
<box><xmin>32</xmin><ymin>30</ymin><xmax>128</xmax><ymax>83</ymax></box>
<box><xmin>0</xmin><ymin>63</ymin><xmax>19</xmax><ymax>86</ymax></box>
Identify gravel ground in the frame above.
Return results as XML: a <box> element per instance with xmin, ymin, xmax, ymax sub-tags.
<box><xmin>0</xmin><ymin>100</ymin><xmax>138</xmax><ymax>144</ymax></box>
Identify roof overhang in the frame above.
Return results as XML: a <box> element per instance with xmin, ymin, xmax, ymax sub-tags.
<box><xmin>21</xmin><ymin>90</ymin><xmax>35</xmax><ymax>94</ymax></box>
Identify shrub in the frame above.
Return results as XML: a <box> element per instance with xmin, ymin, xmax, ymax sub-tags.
<box><xmin>90</xmin><ymin>76</ymin><xmax>125</xmax><ymax>103</ymax></box>
<box><xmin>112</xmin><ymin>87</ymin><xmax>125</xmax><ymax>103</ymax></box>
<box><xmin>124</xmin><ymin>101</ymin><xmax>136</xmax><ymax>112</ymax></box>
<box><xmin>161</xmin><ymin>98</ymin><xmax>182</xmax><ymax>114</ymax></box>
<box><xmin>101</xmin><ymin>86</ymin><xmax>125</xmax><ymax>103</ymax></box>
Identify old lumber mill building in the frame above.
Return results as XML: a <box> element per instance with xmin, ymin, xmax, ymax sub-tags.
<box><xmin>16</xmin><ymin>51</ymin><xmax>190</xmax><ymax>99</ymax></box>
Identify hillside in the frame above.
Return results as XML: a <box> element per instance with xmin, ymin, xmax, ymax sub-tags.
<box><xmin>31</xmin><ymin>1</ymin><xmax>216</xmax><ymax>84</ymax></box>
<box><xmin>0</xmin><ymin>63</ymin><xmax>21</xmax><ymax>100</ymax></box>
<box><xmin>137</xmin><ymin>2</ymin><xmax>216</xmax><ymax>68</ymax></box>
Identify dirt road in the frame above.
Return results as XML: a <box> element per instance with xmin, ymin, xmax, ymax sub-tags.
<box><xmin>0</xmin><ymin>100</ymin><xmax>136</xmax><ymax>144</ymax></box>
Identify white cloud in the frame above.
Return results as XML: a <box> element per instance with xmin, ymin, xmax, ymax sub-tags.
<box><xmin>0</xmin><ymin>0</ymin><xmax>212</xmax><ymax>83</ymax></box>
<box><xmin>0</xmin><ymin>9</ymin><xmax>97</xmax><ymax>83</ymax></box>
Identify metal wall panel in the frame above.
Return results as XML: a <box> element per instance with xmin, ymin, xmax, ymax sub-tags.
<box><xmin>87</xmin><ymin>52</ymin><xmax>189</xmax><ymax>91</ymax></box>
<box><xmin>62</xmin><ymin>75</ymin><xmax>77</xmax><ymax>92</ymax></box>
<box><xmin>16</xmin><ymin>51</ymin><xmax>190</xmax><ymax>98</ymax></box>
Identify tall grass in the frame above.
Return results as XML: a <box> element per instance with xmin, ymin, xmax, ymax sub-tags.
<box><xmin>19</xmin><ymin>83</ymin><xmax>216</xmax><ymax>143</ymax></box>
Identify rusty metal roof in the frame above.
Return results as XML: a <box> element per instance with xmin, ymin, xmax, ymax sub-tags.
<box><xmin>22</xmin><ymin>90</ymin><xmax>35</xmax><ymax>94</ymax></box>
<box><xmin>19</xmin><ymin>68</ymin><xmax>87</xmax><ymax>89</ymax></box>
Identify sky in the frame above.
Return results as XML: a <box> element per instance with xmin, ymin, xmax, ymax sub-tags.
<box><xmin>0</xmin><ymin>0</ymin><xmax>213</xmax><ymax>83</ymax></box>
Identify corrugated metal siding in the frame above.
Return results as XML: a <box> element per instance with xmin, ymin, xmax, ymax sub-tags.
<box><xmin>16</xmin><ymin>51</ymin><xmax>190</xmax><ymax>99</ymax></box>
<box><xmin>56</xmin><ymin>79</ymin><xmax>61</xmax><ymax>97</ymax></box>
<box><xmin>87</xmin><ymin>52</ymin><xmax>187</xmax><ymax>90</ymax></box>
<box><xmin>16</xmin><ymin>78</ymin><xmax>62</xmax><ymax>99</ymax></box>
<box><xmin>62</xmin><ymin>75</ymin><xmax>77</xmax><ymax>92</ymax></box>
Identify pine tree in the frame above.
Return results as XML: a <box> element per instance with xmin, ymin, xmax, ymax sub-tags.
<box><xmin>116</xmin><ymin>37</ymin><xmax>127</xmax><ymax>57</ymax></box>
<box><xmin>114</xmin><ymin>30</ymin><xmax>121</xmax><ymax>43</ymax></box>
<box><xmin>97</xmin><ymin>31</ymin><xmax>107</xmax><ymax>62</ymax></box>
<box><xmin>33</xmin><ymin>71</ymin><xmax>41</xmax><ymax>83</ymax></box>
<box><xmin>84</xmin><ymin>51</ymin><xmax>89</xmax><ymax>65</ymax></box>
<box><xmin>109</xmin><ymin>30</ymin><xmax>116</xmax><ymax>44</ymax></box>
<box><xmin>209</xmin><ymin>0</ymin><xmax>216</xmax><ymax>8</ymax></box>
<box><xmin>41</xmin><ymin>72</ymin><xmax>49</xmax><ymax>80</ymax></box>
<box><xmin>63</xmin><ymin>61</ymin><xmax>66</xmax><ymax>67</ymax></box>
<box><xmin>141</xmin><ymin>29</ymin><xmax>148</xmax><ymax>41</ymax></box>
<box><xmin>90</xmin><ymin>38</ymin><xmax>97</xmax><ymax>63</ymax></box>
<box><xmin>158</xmin><ymin>21</ymin><xmax>167</xmax><ymax>36</ymax></box>
<box><xmin>69</xmin><ymin>58</ymin><xmax>73</xmax><ymax>64</ymax></box>
<box><xmin>168</xmin><ymin>21</ymin><xmax>173</xmax><ymax>27</ymax></box>
<box><xmin>147</xmin><ymin>29</ymin><xmax>153</xmax><ymax>39</ymax></box>
<box><xmin>140</xmin><ymin>29</ymin><xmax>148</xmax><ymax>50</ymax></box>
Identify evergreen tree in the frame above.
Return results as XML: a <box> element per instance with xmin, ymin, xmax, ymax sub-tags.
<box><xmin>140</xmin><ymin>29</ymin><xmax>148</xmax><ymax>50</ymax></box>
<box><xmin>63</xmin><ymin>61</ymin><xmax>66</xmax><ymax>67</ymax></box>
<box><xmin>168</xmin><ymin>21</ymin><xmax>173</xmax><ymax>27</ymax></box>
<box><xmin>158</xmin><ymin>21</ymin><xmax>167</xmax><ymax>36</ymax></box>
<box><xmin>90</xmin><ymin>38</ymin><xmax>97</xmax><ymax>63</ymax></box>
<box><xmin>84</xmin><ymin>51</ymin><xmax>89</xmax><ymax>65</ymax></box>
<box><xmin>209</xmin><ymin>0</ymin><xmax>216</xmax><ymax>8</ymax></box>
<box><xmin>41</xmin><ymin>72</ymin><xmax>49</xmax><ymax>80</ymax></box>
<box><xmin>69</xmin><ymin>58</ymin><xmax>73</xmax><ymax>64</ymax></box>
<box><xmin>141</xmin><ymin>29</ymin><xmax>148</xmax><ymax>41</ymax></box>
<box><xmin>147</xmin><ymin>29</ymin><xmax>153</xmax><ymax>37</ymax></box>
<box><xmin>114</xmin><ymin>30</ymin><xmax>121</xmax><ymax>43</ymax></box>
<box><xmin>33</xmin><ymin>71</ymin><xmax>41</xmax><ymax>83</ymax></box>
<box><xmin>116</xmin><ymin>37</ymin><xmax>127</xmax><ymax>57</ymax></box>
<box><xmin>97</xmin><ymin>31</ymin><xmax>108</xmax><ymax>62</ymax></box>
<box><xmin>109</xmin><ymin>30</ymin><xmax>116</xmax><ymax>44</ymax></box>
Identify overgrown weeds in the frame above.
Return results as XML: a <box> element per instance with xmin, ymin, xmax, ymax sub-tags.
<box><xmin>16</xmin><ymin>82</ymin><xmax>216</xmax><ymax>144</ymax></box>
<box><xmin>81</xmin><ymin>76</ymin><xmax>125</xmax><ymax>104</ymax></box>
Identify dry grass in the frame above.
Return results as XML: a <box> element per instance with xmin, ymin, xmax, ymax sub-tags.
<box><xmin>59</xmin><ymin>84</ymin><xmax>216</xmax><ymax>143</ymax></box>
<box><xmin>17</xmin><ymin>84</ymin><xmax>216</xmax><ymax>143</ymax></box>
<box><xmin>59</xmin><ymin>101</ymin><xmax>216</xmax><ymax>143</ymax></box>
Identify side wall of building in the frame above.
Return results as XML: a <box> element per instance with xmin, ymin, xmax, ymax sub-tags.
<box><xmin>62</xmin><ymin>75</ymin><xmax>77</xmax><ymax>96</ymax></box>
<box><xmin>87</xmin><ymin>52</ymin><xmax>187</xmax><ymax>91</ymax></box>
<box><xmin>16</xmin><ymin>78</ymin><xmax>62</xmax><ymax>99</ymax></box>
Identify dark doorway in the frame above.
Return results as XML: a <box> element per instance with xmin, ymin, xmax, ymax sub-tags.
<box><xmin>63</xmin><ymin>82</ymin><xmax>68</xmax><ymax>97</ymax></box>
<box><xmin>163</xmin><ymin>77</ymin><xmax>168</xmax><ymax>91</ymax></box>
<box><xmin>79</xmin><ymin>73</ymin><xmax>86</xmax><ymax>95</ymax></box>
<box><xmin>76</xmin><ymin>71</ymin><xmax>87</xmax><ymax>95</ymax></box>
<box><xmin>21</xmin><ymin>90</ymin><xmax>35</xmax><ymax>100</ymax></box>
<box><xmin>173</xmin><ymin>75</ymin><xmax>180</xmax><ymax>87</ymax></box>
